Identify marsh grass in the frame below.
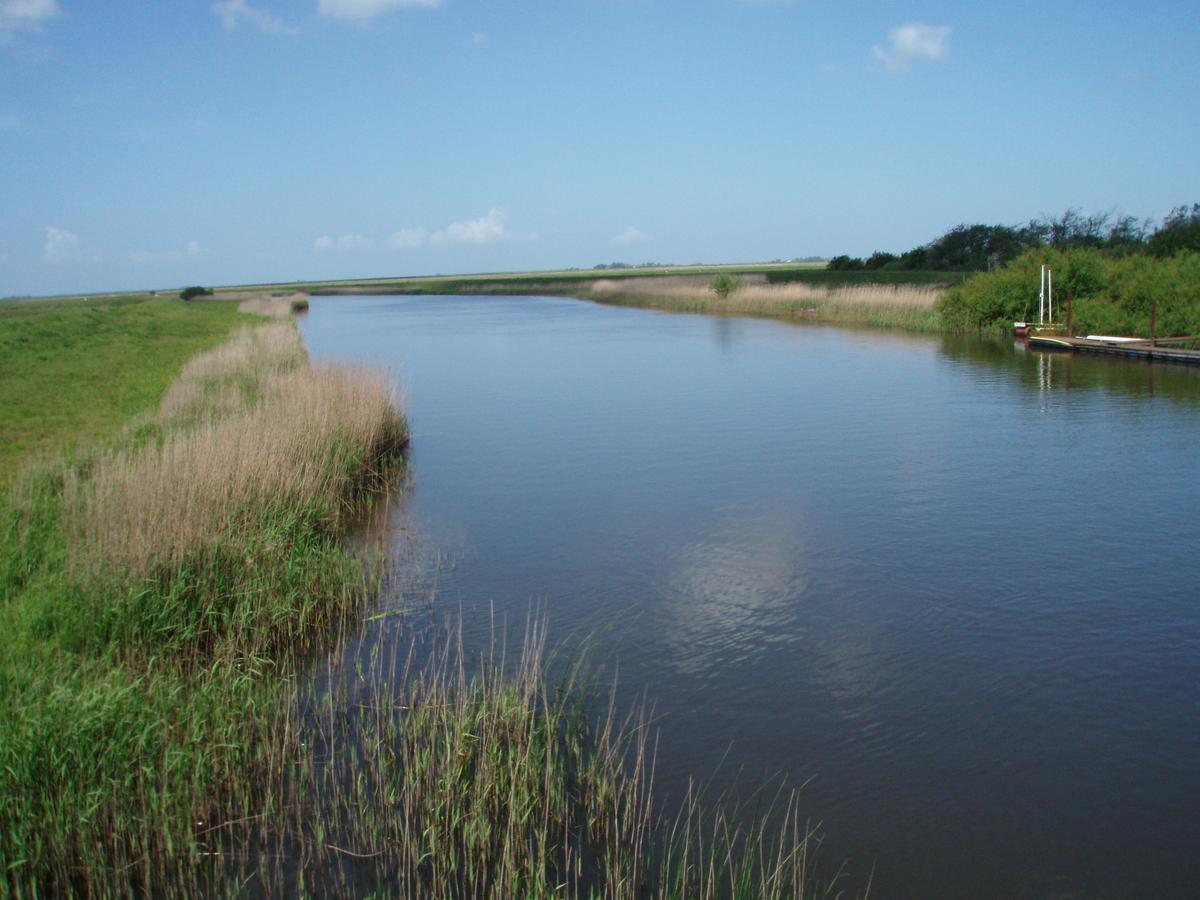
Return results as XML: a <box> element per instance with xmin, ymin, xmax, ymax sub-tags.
<box><xmin>228</xmin><ymin>615</ymin><xmax>845</xmax><ymax>899</ymax></box>
<box><xmin>1</xmin><ymin>311</ymin><xmax>409</xmax><ymax>895</ymax></box>
<box><xmin>236</xmin><ymin>294</ymin><xmax>310</xmax><ymax>319</ymax></box>
<box><xmin>588</xmin><ymin>279</ymin><xmax>945</xmax><ymax>332</ymax></box>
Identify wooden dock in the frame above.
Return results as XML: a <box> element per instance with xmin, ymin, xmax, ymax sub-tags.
<box><xmin>1028</xmin><ymin>334</ymin><xmax>1200</xmax><ymax>366</ymax></box>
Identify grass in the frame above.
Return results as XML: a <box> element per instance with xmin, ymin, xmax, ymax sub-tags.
<box><xmin>1</xmin><ymin>302</ymin><xmax>409</xmax><ymax>895</ymax></box>
<box><xmin>0</xmin><ymin>298</ymin><xmax>854</xmax><ymax>896</ymax></box>
<box><xmin>584</xmin><ymin>277</ymin><xmax>946</xmax><ymax>332</ymax></box>
<box><xmin>0</xmin><ymin>295</ymin><xmax>248</xmax><ymax>480</ymax></box>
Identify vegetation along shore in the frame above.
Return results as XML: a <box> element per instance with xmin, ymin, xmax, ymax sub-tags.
<box><xmin>1</xmin><ymin>294</ymin><xmax>851</xmax><ymax>896</ymax></box>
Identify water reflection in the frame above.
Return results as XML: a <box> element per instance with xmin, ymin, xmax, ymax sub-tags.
<box><xmin>937</xmin><ymin>332</ymin><xmax>1200</xmax><ymax>405</ymax></box>
<box><xmin>663</xmin><ymin>508</ymin><xmax>807</xmax><ymax>676</ymax></box>
<box><xmin>709</xmin><ymin>314</ymin><xmax>745</xmax><ymax>351</ymax></box>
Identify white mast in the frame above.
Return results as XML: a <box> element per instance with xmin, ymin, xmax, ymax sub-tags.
<box><xmin>1048</xmin><ymin>267</ymin><xmax>1053</xmax><ymax>324</ymax></box>
<box><xmin>1039</xmin><ymin>265</ymin><xmax>1045</xmax><ymax>325</ymax></box>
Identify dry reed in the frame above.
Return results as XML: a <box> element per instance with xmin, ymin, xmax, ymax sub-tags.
<box><xmin>235</xmin><ymin>293</ymin><xmax>309</xmax><ymax>319</ymax></box>
<box><xmin>158</xmin><ymin>322</ymin><xmax>304</xmax><ymax>426</ymax></box>
<box><xmin>66</xmin><ymin>323</ymin><xmax>404</xmax><ymax>578</ymax></box>
<box><xmin>590</xmin><ymin>277</ymin><xmax>940</xmax><ymax>311</ymax></box>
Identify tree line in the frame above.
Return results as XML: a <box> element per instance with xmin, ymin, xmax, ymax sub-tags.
<box><xmin>830</xmin><ymin>204</ymin><xmax>1200</xmax><ymax>273</ymax></box>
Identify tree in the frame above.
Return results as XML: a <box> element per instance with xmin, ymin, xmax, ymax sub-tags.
<box><xmin>827</xmin><ymin>255</ymin><xmax>864</xmax><ymax>271</ymax></box>
<box><xmin>709</xmin><ymin>272</ymin><xmax>743</xmax><ymax>297</ymax></box>
<box><xmin>1148</xmin><ymin>203</ymin><xmax>1200</xmax><ymax>257</ymax></box>
<box><xmin>179</xmin><ymin>286</ymin><xmax>213</xmax><ymax>301</ymax></box>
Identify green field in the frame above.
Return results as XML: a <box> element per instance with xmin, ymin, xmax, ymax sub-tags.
<box><xmin>0</xmin><ymin>296</ymin><xmax>247</xmax><ymax>479</ymax></box>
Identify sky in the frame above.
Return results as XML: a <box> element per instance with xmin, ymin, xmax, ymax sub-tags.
<box><xmin>1</xmin><ymin>0</ymin><xmax>1198</xmax><ymax>296</ymax></box>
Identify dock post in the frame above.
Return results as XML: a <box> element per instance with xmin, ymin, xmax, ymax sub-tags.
<box><xmin>1151</xmin><ymin>298</ymin><xmax>1157</xmax><ymax>347</ymax></box>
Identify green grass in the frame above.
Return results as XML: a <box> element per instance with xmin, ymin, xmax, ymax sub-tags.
<box><xmin>1</xmin><ymin>311</ymin><xmax>410</xmax><ymax>895</ymax></box>
<box><xmin>0</xmin><ymin>296</ymin><xmax>247</xmax><ymax>479</ymax></box>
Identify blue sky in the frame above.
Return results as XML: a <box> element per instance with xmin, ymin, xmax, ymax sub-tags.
<box><xmin>1</xmin><ymin>0</ymin><xmax>1197</xmax><ymax>296</ymax></box>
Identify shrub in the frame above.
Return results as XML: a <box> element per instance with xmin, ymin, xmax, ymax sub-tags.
<box><xmin>179</xmin><ymin>286</ymin><xmax>213</xmax><ymax>301</ymax></box>
<box><xmin>709</xmin><ymin>272</ymin><xmax>743</xmax><ymax>297</ymax></box>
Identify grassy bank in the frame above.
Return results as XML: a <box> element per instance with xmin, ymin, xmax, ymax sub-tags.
<box><xmin>0</xmin><ymin>296</ymin><xmax>248</xmax><ymax>479</ymax></box>
<box><xmin>583</xmin><ymin>277</ymin><xmax>945</xmax><ymax>332</ymax></box>
<box><xmin>1</xmin><ymin>297</ymin><xmax>850</xmax><ymax>896</ymax></box>
<box><xmin>1</xmin><ymin>300</ymin><xmax>409</xmax><ymax>894</ymax></box>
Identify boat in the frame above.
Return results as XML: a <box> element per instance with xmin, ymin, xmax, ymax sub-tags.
<box><xmin>1027</xmin><ymin>333</ymin><xmax>1073</xmax><ymax>350</ymax></box>
<box><xmin>1013</xmin><ymin>321</ymin><xmax>1031</xmax><ymax>336</ymax></box>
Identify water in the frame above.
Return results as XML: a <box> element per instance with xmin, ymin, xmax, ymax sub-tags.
<box><xmin>300</xmin><ymin>294</ymin><xmax>1200</xmax><ymax>899</ymax></box>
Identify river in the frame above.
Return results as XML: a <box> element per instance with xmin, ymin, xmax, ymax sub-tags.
<box><xmin>300</xmin><ymin>293</ymin><xmax>1200</xmax><ymax>899</ymax></box>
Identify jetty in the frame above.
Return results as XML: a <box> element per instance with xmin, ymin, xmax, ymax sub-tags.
<box><xmin>1021</xmin><ymin>268</ymin><xmax>1200</xmax><ymax>365</ymax></box>
<box><xmin>1028</xmin><ymin>334</ymin><xmax>1200</xmax><ymax>365</ymax></box>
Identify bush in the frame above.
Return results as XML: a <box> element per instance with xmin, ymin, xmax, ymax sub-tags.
<box><xmin>179</xmin><ymin>286</ymin><xmax>213</xmax><ymax>301</ymax></box>
<box><xmin>709</xmin><ymin>272</ymin><xmax>743</xmax><ymax>297</ymax></box>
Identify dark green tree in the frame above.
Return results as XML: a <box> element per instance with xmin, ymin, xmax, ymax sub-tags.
<box><xmin>1148</xmin><ymin>203</ymin><xmax>1200</xmax><ymax>256</ymax></box>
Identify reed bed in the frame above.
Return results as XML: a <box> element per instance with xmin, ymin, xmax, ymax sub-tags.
<box><xmin>70</xmin><ymin>360</ymin><xmax>402</xmax><ymax>577</ymax></box>
<box><xmin>225</xmin><ymin>616</ymin><xmax>843</xmax><ymax>899</ymax></box>
<box><xmin>587</xmin><ymin>278</ymin><xmax>945</xmax><ymax>331</ymax></box>
<box><xmin>233</xmin><ymin>293</ymin><xmax>309</xmax><ymax>318</ymax></box>
<box><xmin>157</xmin><ymin>321</ymin><xmax>304</xmax><ymax>426</ymax></box>
<box><xmin>1</xmin><ymin>314</ymin><xmax>410</xmax><ymax>894</ymax></box>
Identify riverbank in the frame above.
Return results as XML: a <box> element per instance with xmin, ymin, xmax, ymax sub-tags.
<box><xmin>581</xmin><ymin>277</ymin><xmax>946</xmax><ymax>331</ymax></box>
<box><xmin>1</xmin><ymin>295</ymin><xmax>848</xmax><ymax>896</ymax></box>
<box><xmin>1</xmin><ymin>297</ymin><xmax>408</xmax><ymax>892</ymax></box>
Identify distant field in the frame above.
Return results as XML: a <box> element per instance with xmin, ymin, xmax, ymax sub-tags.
<box><xmin>0</xmin><ymin>296</ymin><xmax>246</xmax><ymax>478</ymax></box>
<box><xmin>214</xmin><ymin>262</ymin><xmax>826</xmax><ymax>296</ymax></box>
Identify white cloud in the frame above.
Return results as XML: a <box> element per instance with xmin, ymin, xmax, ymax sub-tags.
<box><xmin>872</xmin><ymin>22</ymin><xmax>951</xmax><ymax>73</ymax></box>
<box><xmin>315</xmin><ymin>233</ymin><xmax>375</xmax><ymax>252</ymax></box>
<box><xmin>315</xmin><ymin>213</ymin><xmax>521</xmax><ymax>253</ymax></box>
<box><xmin>0</xmin><ymin>0</ymin><xmax>60</xmax><ymax>36</ymax></box>
<box><xmin>387</xmin><ymin>227</ymin><xmax>426</xmax><ymax>249</ymax></box>
<box><xmin>213</xmin><ymin>1</ymin><xmax>299</xmax><ymax>35</ymax></box>
<box><xmin>319</xmin><ymin>0</ymin><xmax>442</xmax><ymax>23</ymax></box>
<box><xmin>612</xmin><ymin>226</ymin><xmax>649</xmax><ymax>245</ymax></box>
<box><xmin>431</xmin><ymin>208</ymin><xmax>509</xmax><ymax>245</ymax></box>
<box><xmin>44</xmin><ymin>226</ymin><xmax>98</xmax><ymax>263</ymax></box>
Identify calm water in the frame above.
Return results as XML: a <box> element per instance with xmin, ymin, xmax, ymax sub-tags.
<box><xmin>300</xmin><ymin>295</ymin><xmax>1200</xmax><ymax>899</ymax></box>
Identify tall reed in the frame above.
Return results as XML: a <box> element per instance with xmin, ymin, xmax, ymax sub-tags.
<box><xmin>587</xmin><ymin>278</ymin><xmax>944</xmax><ymax>331</ymax></box>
